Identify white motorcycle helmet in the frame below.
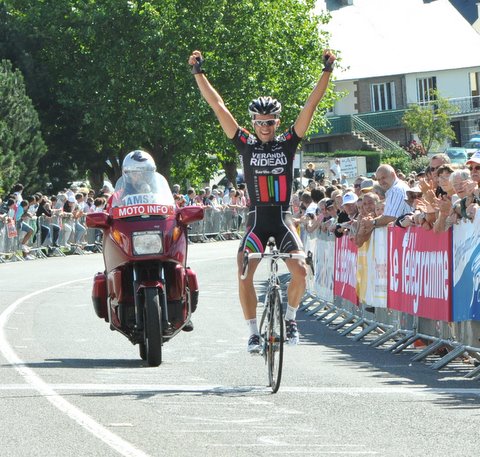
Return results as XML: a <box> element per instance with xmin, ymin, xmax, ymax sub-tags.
<box><xmin>122</xmin><ymin>150</ymin><xmax>156</xmax><ymax>191</ymax></box>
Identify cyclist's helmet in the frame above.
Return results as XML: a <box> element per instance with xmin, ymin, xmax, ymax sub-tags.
<box><xmin>122</xmin><ymin>150</ymin><xmax>156</xmax><ymax>187</ymax></box>
<box><xmin>248</xmin><ymin>96</ymin><xmax>282</xmax><ymax>118</ymax></box>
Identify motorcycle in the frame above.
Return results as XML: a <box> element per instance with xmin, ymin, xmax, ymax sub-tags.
<box><xmin>86</xmin><ymin>172</ymin><xmax>204</xmax><ymax>366</ymax></box>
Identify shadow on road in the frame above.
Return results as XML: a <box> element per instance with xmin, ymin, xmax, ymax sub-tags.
<box><xmin>297</xmin><ymin>304</ymin><xmax>480</xmax><ymax>410</ymax></box>
<box><xmin>3</xmin><ymin>358</ymin><xmax>144</xmax><ymax>369</ymax></box>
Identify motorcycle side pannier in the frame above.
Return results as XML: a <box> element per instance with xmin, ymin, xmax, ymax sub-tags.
<box><xmin>165</xmin><ymin>263</ymin><xmax>185</xmax><ymax>302</ymax></box>
<box><xmin>186</xmin><ymin>267</ymin><xmax>199</xmax><ymax>313</ymax></box>
<box><xmin>165</xmin><ymin>263</ymin><xmax>186</xmax><ymax>325</ymax></box>
<box><xmin>92</xmin><ymin>272</ymin><xmax>108</xmax><ymax>321</ymax></box>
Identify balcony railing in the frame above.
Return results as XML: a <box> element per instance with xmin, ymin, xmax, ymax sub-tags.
<box><xmin>311</xmin><ymin>109</ymin><xmax>407</xmax><ymax>137</ymax></box>
<box><xmin>311</xmin><ymin>95</ymin><xmax>480</xmax><ymax>138</ymax></box>
<box><xmin>417</xmin><ymin>95</ymin><xmax>480</xmax><ymax>116</ymax></box>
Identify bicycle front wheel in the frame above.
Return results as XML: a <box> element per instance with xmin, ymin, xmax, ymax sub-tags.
<box><xmin>266</xmin><ymin>288</ymin><xmax>284</xmax><ymax>393</ymax></box>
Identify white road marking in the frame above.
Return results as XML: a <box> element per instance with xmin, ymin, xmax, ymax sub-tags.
<box><xmin>259</xmin><ymin>436</ymin><xmax>288</xmax><ymax>446</ymax></box>
<box><xmin>268</xmin><ymin>452</ymin><xmax>379</xmax><ymax>455</ymax></box>
<box><xmin>208</xmin><ymin>443</ymin><xmax>379</xmax><ymax>453</ymax></box>
<box><xmin>213</xmin><ymin>349</ymin><xmax>240</xmax><ymax>358</ymax></box>
<box><xmin>0</xmin><ymin>383</ymin><xmax>480</xmax><ymax>397</ymax></box>
<box><xmin>175</xmin><ymin>414</ymin><xmax>266</xmax><ymax>424</ymax></box>
<box><xmin>195</xmin><ymin>255</ymin><xmax>234</xmax><ymax>263</ymax></box>
<box><xmin>0</xmin><ymin>278</ymin><xmax>150</xmax><ymax>457</ymax></box>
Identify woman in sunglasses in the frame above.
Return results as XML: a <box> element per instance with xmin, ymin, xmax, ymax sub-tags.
<box><xmin>189</xmin><ymin>48</ymin><xmax>336</xmax><ymax>353</ymax></box>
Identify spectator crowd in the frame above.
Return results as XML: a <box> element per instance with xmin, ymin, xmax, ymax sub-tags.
<box><xmin>0</xmin><ymin>182</ymin><xmax>111</xmax><ymax>258</ymax></box>
<box><xmin>2</xmin><ymin>150</ymin><xmax>480</xmax><ymax>259</ymax></box>
<box><xmin>293</xmin><ymin>152</ymin><xmax>480</xmax><ymax>248</ymax></box>
<box><xmin>0</xmin><ymin>177</ymin><xmax>251</xmax><ymax>258</ymax></box>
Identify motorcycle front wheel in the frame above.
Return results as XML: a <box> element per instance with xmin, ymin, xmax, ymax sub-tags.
<box><xmin>142</xmin><ymin>287</ymin><xmax>163</xmax><ymax>366</ymax></box>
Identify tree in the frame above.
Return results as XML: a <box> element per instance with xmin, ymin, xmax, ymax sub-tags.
<box><xmin>2</xmin><ymin>0</ymin><xmax>335</xmax><ymax>191</ymax></box>
<box><xmin>402</xmin><ymin>91</ymin><xmax>457</xmax><ymax>153</ymax></box>
<box><xmin>0</xmin><ymin>59</ymin><xmax>47</xmax><ymax>195</ymax></box>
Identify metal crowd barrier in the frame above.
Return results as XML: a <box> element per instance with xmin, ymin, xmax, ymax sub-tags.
<box><xmin>0</xmin><ymin>218</ymin><xmax>24</xmax><ymax>262</ymax></box>
<box><xmin>1</xmin><ymin>204</ymin><xmax>244</xmax><ymax>261</ymax></box>
<box><xmin>0</xmin><ymin>212</ymin><xmax>102</xmax><ymax>262</ymax></box>
<box><xmin>299</xmin><ymin>227</ymin><xmax>480</xmax><ymax>380</ymax></box>
<box><xmin>187</xmin><ymin>206</ymin><xmax>248</xmax><ymax>242</ymax></box>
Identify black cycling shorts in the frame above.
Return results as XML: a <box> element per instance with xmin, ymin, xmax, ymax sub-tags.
<box><xmin>238</xmin><ymin>206</ymin><xmax>303</xmax><ymax>254</ymax></box>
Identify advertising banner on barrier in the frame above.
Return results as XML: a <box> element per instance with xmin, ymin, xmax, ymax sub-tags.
<box><xmin>452</xmin><ymin>213</ymin><xmax>480</xmax><ymax>321</ymax></box>
<box><xmin>315</xmin><ymin>233</ymin><xmax>335</xmax><ymax>302</ymax></box>
<box><xmin>303</xmin><ymin>233</ymin><xmax>318</xmax><ymax>296</ymax></box>
<box><xmin>388</xmin><ymin>226</ymin><xmax>451</xmax><ymax>321</ymax></box>
<box><xmin>356</xmin><ymin>237</ymin><xmax>370</xmax><ymax>305</ymax></box>
<box><xmin>371</xmin><ymin>227</ymin><xmax>388</xmax><ymax>308</ymax></box>
<box><xmin>357</xmin><ymin>228</ymin><xmax>388</xmax><ymax>308</ymax></box>
<box><xmin>334</xmin><ymin>235</ymin><xmax>358</xmax><ymax>305</ymax></box>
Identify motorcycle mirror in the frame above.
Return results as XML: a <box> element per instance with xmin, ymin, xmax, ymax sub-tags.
<box><xmin>86</xmin><ymin>212</ymin><xmax>111</xmax><ymax>229</ymax></box>
<box><xmin>176</xmin><ymin>206</ymin><xmax>204</xmax><ymax>226</ymax></box>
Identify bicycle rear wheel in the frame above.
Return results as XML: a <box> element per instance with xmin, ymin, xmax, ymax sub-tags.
<box><xmin>266</xmin><ymin>288</ymin><xmax>284</xmax><ymax>393</ymax></box>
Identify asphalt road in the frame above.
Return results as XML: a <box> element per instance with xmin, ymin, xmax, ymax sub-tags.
<box><xmin>1</xmin><ymin>240</ymin><xmax>480</xmax><ymax>457</ymax></box>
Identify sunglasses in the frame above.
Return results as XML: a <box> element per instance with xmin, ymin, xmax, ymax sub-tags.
<box><xmin>468</xmin><ymin>165</ymin><xmax>480</xmax><ymax>171</ymax></box>
<box><xmin>429</xmin><ymin>166</ymin><xmax>439</xmax><ymax>172</ymax></box>
<box><xmin>253</xmin><ymin>119</ymin><xmax>277</xmax><ymax>127</ymax></box>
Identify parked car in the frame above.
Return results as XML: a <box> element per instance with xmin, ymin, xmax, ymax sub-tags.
<box><xmin>445</xmin><ymin>147</ymin><xmax>468</xmax><ymax>164</ymax></box>
<box><xmin>462</xmin><ymin>138</ymin><xmax>480</xmax><ymax>158</ymax></box>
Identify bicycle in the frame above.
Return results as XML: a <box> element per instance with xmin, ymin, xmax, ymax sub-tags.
<box><xmin>241</xmin><ymin>237</ymin><xmax>313</xmax><ymax>393</ymax></box>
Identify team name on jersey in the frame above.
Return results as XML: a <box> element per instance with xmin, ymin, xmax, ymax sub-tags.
<box><xmin>250</xmin><ymin>151</ymin><xmax>288</xmax><ymax>167</ymax></box>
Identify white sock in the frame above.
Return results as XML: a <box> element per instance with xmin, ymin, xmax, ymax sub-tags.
<box><xmin>285</xmin><ymin>305</ymin><xmax>297</xmax><ymax>321</ymax></box>
<box><xmin>247</xmin><ymin>318</ymin><xmax>259</xmax><ymax>336</ymax></box>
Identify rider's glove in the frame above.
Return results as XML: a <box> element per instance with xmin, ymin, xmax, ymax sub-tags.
<box><xmin>322</xmin><ymin>53</ymin><xmax>334</xmax><ymax>73</ymax></box>
<box><xmin>191</xmin><ymin>56</ymin><xmax>205</xmax><ymax>75</ymax></box>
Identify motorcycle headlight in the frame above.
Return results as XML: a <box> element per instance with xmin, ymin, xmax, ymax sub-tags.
<box><xmin>132</xmin><ymin>231</ymin><xmax>163</xmax><ymax>255</ymax></box>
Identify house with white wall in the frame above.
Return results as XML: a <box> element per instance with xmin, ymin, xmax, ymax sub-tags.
<box><xmin>307</xmin><ymin>0</ymin><xmax>480</xmax><ymax>153</ymax></box>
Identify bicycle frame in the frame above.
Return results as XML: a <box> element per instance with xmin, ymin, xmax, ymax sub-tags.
<box><xmin>241</xmin><ymin>238</ymin><xmax>306</xmax><ymax>393</ymax></box>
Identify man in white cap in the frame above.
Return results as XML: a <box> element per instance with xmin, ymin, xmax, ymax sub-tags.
<box><xmin>466</xmin><ymin>151</ymin><xmax>480</xmax><ymax>187</ymax></box>
<box><xmin>360</xmin><ymin>178</ymin><xmax>376</xmax><ymax>194</ymax></box>
<box><xmin>334</xmin><ymin>191</ymin><xmax>358</xmax><ymax>238</ymax></box>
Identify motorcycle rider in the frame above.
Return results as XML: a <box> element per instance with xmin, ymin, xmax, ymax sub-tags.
<box><xmin>110</xmin><ymin>150</ymin><xmax>194</xmax><ymax>332</ymax></box>
<box><xmin>122</xmin><ymin>150</ymin><xmax>156</xmax><ymax>194</ymax></box>
<box><xmin>189</xmin><ymin>49</ymin><xmax>336</xmax><ymax>353</ymax></box>
<box><xmin>110</xmin><ymin>150</ymin><xmax>173</xmax><ymax>207</ymax></box>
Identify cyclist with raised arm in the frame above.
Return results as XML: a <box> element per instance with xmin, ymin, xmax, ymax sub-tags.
<box><xmin>189</xmin><ymin>49</ymin><xmax>336</xmax><ymax>353</ymax></box>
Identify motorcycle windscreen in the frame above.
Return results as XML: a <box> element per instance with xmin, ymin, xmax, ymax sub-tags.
<box><xmin>110</xmin><ymin>172</ymin><xmax>176</xmax><ymax>219</ymax></box>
